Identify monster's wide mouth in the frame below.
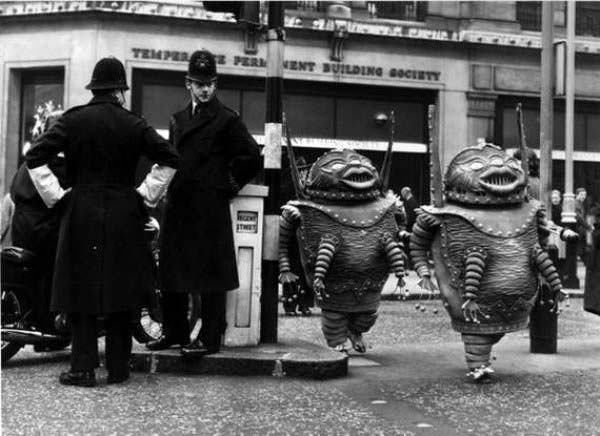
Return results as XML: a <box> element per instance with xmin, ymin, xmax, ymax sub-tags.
<box><xmin>479</xmin><ymin>169</ymin><xmax>522</xmax><ymax>194</ymax></box>
<box><xmin>340</xmin><ymin>167</ymin><xmax>377</xmax><ymax>189</ymax></box>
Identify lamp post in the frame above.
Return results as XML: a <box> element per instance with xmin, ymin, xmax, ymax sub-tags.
<box><xmin>261</xmin><ymin>1</ymin><xmax>285</xmax><ymax>343</ymax></box>
<box><xmin>530</xmin><ymin>0</ymin><xmax>558</xmax><ymax>354</ymax></box>
<box><xmin>560</xmin><ymin>0</ymin><xmax>580</xmax><ymax>290</ymax></box>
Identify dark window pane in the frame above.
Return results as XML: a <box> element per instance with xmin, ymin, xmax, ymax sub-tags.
<box><xmin>140</xmin><ymin>84</ymin><xmax>188</xmax><ymax>131</ymax></box>
<box><xmin>575</xmin><ymin>112</ymin><xmax>587</xmax><ymax>151</ymax></box>
<box><xmin>586</xmin><ymin>113</ymin><xmax>600</xmax><ymax>152</ymax></box>
<box><xmin>516</xmin><ymin>1</ymin><xmax>542</xmax><ymax>31</ymax></box>
<box><xmin>20</xmin><ymin>69</ymin><xmax>64</xmax><ymax>160</ymax></box>
<box><xmin>283</xmin><ymin>94</ymin><xmax>334</xmax><ymax>138</ymax></box>
<box><xmin>553</xmin><ymin>111</ymin><xmax>565</xmax><ymax>150</ymax></box>
<box><xmin>241</xmin><ymin>90</ymin><xmax>266</xmax><ymax>135</ymax></box>
<box><xmin>336</xmin><ymin>98</ymin><xmax>425</xmax><ymax>142</ymax></box>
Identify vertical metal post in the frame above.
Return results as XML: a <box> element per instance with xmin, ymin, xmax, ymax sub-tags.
<box><xmin>530</xmin><ymin>0</ymin><xmax>558</xmax><ymax>355</ymax></box>
<box><xmin>539</xmin><ymin>2</ymin><xmax>554</xmax><ymax>215</ymax></box>
<box><xmin>561</xmin><ymin>0</ymin><xmax>580</xmax><ymax>290</ymax></box>
<box><xmin>562</xmin><ymin>0</ymin><xmax>576</xmax><ymax>226</ymax></box>
<box><xmin>261</xmin><ymin>1</ymin><xmax>284</xmax><ymax>343</ymax></box>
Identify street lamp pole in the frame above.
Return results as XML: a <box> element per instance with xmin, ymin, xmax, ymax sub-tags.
<box><xmin>539</xmin><ymin>2</ymin><xmax>554</xmax><ymax>215</ymax></box>
<box><xmin>530</xmin><ymin>0</ymin><xmax>558</xmax><ymax>355</ymax></box>
<box><xmin>560</xmin><ymin>0</ymin><xmax>580</xmax><ymax>290</ymax></box>
<box><xmin>261</xmin><ymin>1</ymin><xmax>285</xmax><ymax>343</ymax></box>
<box><xmin>562</xmin><ymin>0</ymin><xmax>576</xmax><ymax>226</ymax></box>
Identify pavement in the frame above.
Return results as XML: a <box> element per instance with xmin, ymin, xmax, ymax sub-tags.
<box><xmin>3</xmin><ymin>292</ymin><xmax>600</xmax><ymax>435</ymax></box>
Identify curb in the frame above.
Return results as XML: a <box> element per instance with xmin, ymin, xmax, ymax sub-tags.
<box><xmin>131</xmin><ymin>342</ymin><xmax>348</xmax><ymax>380</ymax></box>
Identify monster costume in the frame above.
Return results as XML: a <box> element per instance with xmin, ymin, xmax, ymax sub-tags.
<box><xmin>410</xmin><ymin>143</ymin><xmax>562</xmax><ymax>382</ymax></box>
<box><xmin>279</xmin><ymin>148</ymin><xmax>405</xmax><ymax>352</ymax></box>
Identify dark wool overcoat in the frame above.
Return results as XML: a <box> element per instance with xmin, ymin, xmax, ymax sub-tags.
<box><xmin>26</xmin><ymin>94</ymin><xmax>179</xmax><ymax>314</ymax></box>
<box><xmin>10</xmin><ymin>157</ymin><xmax>67</xmax><ymax>251</ymax></box>
<box><xmin>584</xmin><ymin>229</ymin><xmax>600</xmax><ymax>316</ymax></box>
<box><xmin>159</xmin><ymin>97</ymin><xmax>260</xmax><ymax>294</ymax></box>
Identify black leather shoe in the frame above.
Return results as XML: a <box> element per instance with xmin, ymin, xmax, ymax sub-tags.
<box><xmin>107</xmin><ymin>372</ymin><xmax>130</xmax><ymax>384</ymax></box>
<box><xmin>59</xmin><ymin>370</ymin><xmax>96</xmax><ymax>387</ymax></box>
<box><xmin>146</xmin><ymin>335</ymin><xmax>187</xmax><ymax>351</ymax></box>
<box><xmin>181</xmin><ymin>340</ymin><xmax>219</xmax><ymax>357</ymax></box>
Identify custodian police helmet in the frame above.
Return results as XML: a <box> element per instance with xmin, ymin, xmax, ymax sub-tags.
<box><xmin>85</xmin><ymin>57</ymin><xmax>129</xmax><ymax>91</ymax></box>
<box><xmin>186</xmin><ymin>50</ymin><xmax>217</xmax><ymax>82</ymax></box>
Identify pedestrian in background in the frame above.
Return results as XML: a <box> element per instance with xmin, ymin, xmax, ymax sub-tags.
<box><xmin>147</xmin><ymin>50</ymin><xmax>261</xmax><ymax>356</ymax></box>
<box><xmin>584</xmin><ymin>206</ymin><xmax>600</xmax><ymax>316</ymax></box>
<box><xmin>576</xmin><ymin>187</ymin><xmax>591</xmax><ymax>265</ymax></box>
<box><xmin>26</xmin><ymin>57</ymin><xmax>179</xmax><ymax>387</ymax></box>
<box><xmin>400</xmin><ymin>186</ymin><xmax>418</xmax><ymax>232</ymax></box>
<box><xmin>551</xmin><ymin>189</ymin><xmax>562</xmax><ymax>224</ymax></box>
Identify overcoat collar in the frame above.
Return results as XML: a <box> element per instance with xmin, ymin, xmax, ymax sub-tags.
<box><xmin>87</xmin><ymin>94</ymin><xmax>122</xmax><ymax>107</ymax></box>
<box><xmin>175</xmin><ymin>97</ymin><xmax>221</xmax><ymax>143</ymax></box>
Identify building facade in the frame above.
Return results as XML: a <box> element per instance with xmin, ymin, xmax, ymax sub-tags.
<box><xmin>2</xmin><ymin>1</ymin><xmax>600</xmax><ymax>205</ymax></box>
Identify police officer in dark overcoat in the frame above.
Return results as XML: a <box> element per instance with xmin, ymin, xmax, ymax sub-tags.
<box><xmin>26</xmin><ymin>57</ymin><xmax>179</xmax><ymax>387</ymax></box>
<box><xmin>146</xmin><ymin>50</ymin><xmax>261</xmax><ymax>355</ymax></box>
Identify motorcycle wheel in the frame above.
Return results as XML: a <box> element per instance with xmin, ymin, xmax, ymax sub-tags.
<box><xmin>1</xmin><ymin>290</ymin><xmax>26</xmax><ymax>362</ymax></box>
<box><xmin>133</xmin><ymin>307</ymin><xmax>163</xmax><ymax>344</ymax></box>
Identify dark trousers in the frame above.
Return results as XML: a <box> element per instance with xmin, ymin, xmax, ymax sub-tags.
<box><xmin>161</xmin><ymin>291</ymin><xmax>226</xmax><ymax>350</ymax></box>
<box><xmin>70</xmin><ymin>312</ymin><xmax>132</xmax><ymax>376</ymax></box>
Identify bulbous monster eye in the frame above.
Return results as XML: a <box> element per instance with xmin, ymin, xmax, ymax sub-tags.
<box><xmin>329</xmin><ymin>162</ymin><xmax>345</xmax><ymax>172</ymax></box>
<box><xmin>470</xmin><ymin>162</ymin><xmax>484</xmax><ymax>171</ymax></box>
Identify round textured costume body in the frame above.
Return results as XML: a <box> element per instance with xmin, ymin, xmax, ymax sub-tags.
<box><xmin>421</xmin><ymin>200</ymin><xmax>542</xmax><ymax>334</ymax></box>
<box><xmin>289</xmin><ymin>196</ymin><xmax>398</xmax><ymax>313</ymax></box>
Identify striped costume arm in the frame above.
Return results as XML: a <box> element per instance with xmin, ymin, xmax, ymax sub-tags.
<box><xmin>313</xmin><ymin>234</ymin><xmax>339</xmax><ymax>299</ymax></box>
<box><xmin>381</xmin><ymin>232</ymin><xmax>405</xmax><ymax>279</ymax></box>
<box><xmin>409</xmin><ymin>210</ymin><xmax>440</xmax><ymax>279</ymax></box>
<box><xmin>533</xmin><ymin>244</ymin><xmax>562</xmax><ymax>293</ymax></box>
<box><xmin>278</xmin><ymin>205</ymin><xmax>301</xmax><ymax>283</ymax></box>
<box><xmin>463</xmin><ymin>247</ymin><xmax>487</xmax><ymax>301</ymax></box>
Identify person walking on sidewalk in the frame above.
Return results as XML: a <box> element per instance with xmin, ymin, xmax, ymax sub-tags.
<box><xmin>26</xmin><ymin>57</ymin><xmax>179</xmax><ymax>387</ymax></box>
<box><xmin>146</xmin><ymin>50</ymin><xmax>261</xmax><ymax>356</ymax></box>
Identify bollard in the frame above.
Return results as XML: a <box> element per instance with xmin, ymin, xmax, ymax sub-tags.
<box><xmin>529</xmin><ymin>245</ymin><xmax>559</xmax><ymax>353</ymax></box>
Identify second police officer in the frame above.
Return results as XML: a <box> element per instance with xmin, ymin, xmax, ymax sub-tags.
<box><xmin>147</xmin><ymin>50</ymin><xmax>261</xmax><ymax>355</ymax></box>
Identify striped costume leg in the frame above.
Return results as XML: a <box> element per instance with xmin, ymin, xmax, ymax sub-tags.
<box><xmin>348</xmin><ymin>311</ymin><xmax>378</xmax><ymax>353</ymax></box>
<box><xmin>461</xmin><ymin>333</ymin><xmax>504</xmax><ymax>381</ymax></box>
<box><xmin>320</xmin><ymin>310</ymin><xmax>349</xmax><ymax>348</ymax></box>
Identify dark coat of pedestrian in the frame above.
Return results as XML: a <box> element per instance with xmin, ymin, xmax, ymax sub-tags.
<box><xmin>584</xmin><ymin>209</ymin><xmax>600</xmax><ymax>316</ymax></box>
<box><xmin>26</xmin><ymin>57</ymin><xmax>178</xmax><ymax>387</ymax></box>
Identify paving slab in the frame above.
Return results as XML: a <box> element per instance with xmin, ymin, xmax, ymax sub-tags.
<box><xmin>130</xmin><ymin>340</ymin><xmax>348</xmax><ymax>380</ymax></box>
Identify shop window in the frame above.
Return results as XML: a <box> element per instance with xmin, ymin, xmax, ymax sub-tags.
<box><xmin>241</xmin><ymin>90</ymin><xmax>266</xmax><ymax>135</ymax></box>
<box><xmin>498</xmin><ymin>98</ymin><xmax>600</xmax><ymax>153</ymax></box>
<box><xmin>19</xmin><ymin>69</ymin><xmax>64</xmax><ymax>162</ymax></box>
<box><xmin>369</xmin><ymin>1</ymin><xmax>427</xmax><ymax>21</ymax></box>
<box><xmin>336</xmin><ymin>98</ymin><xmax>426</xmax><ymax>142</ymax></box>
<box><xmin>586</xmin><ymin>113</ymin><xmax>600</xmax><ymax>152</ymax></box>
<box><xmin>283</xmin><ymin>94</ymin><xmax>335</xmax><ymax>138</ymax></box>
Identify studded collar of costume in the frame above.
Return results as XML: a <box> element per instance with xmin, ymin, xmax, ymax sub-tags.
<box><xmin>421</xmin><ymin>200</ymin><xmax>542</xmax><ymax>238</ymax></box>
<box><xmin>289</xmin><ymin>196</ymin><xmax>396</xmax><ymax>228</ymax></box>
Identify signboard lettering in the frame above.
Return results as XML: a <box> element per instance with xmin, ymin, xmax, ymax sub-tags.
<box><xmin>131</xmin><ymin>48</ymin><xmax>441</xmax><ymax>82</ymax></box>
<box><xmin>237</xmin><ymin>211</ymin><xmax>258</xmax><ymax>234</ymax></box>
